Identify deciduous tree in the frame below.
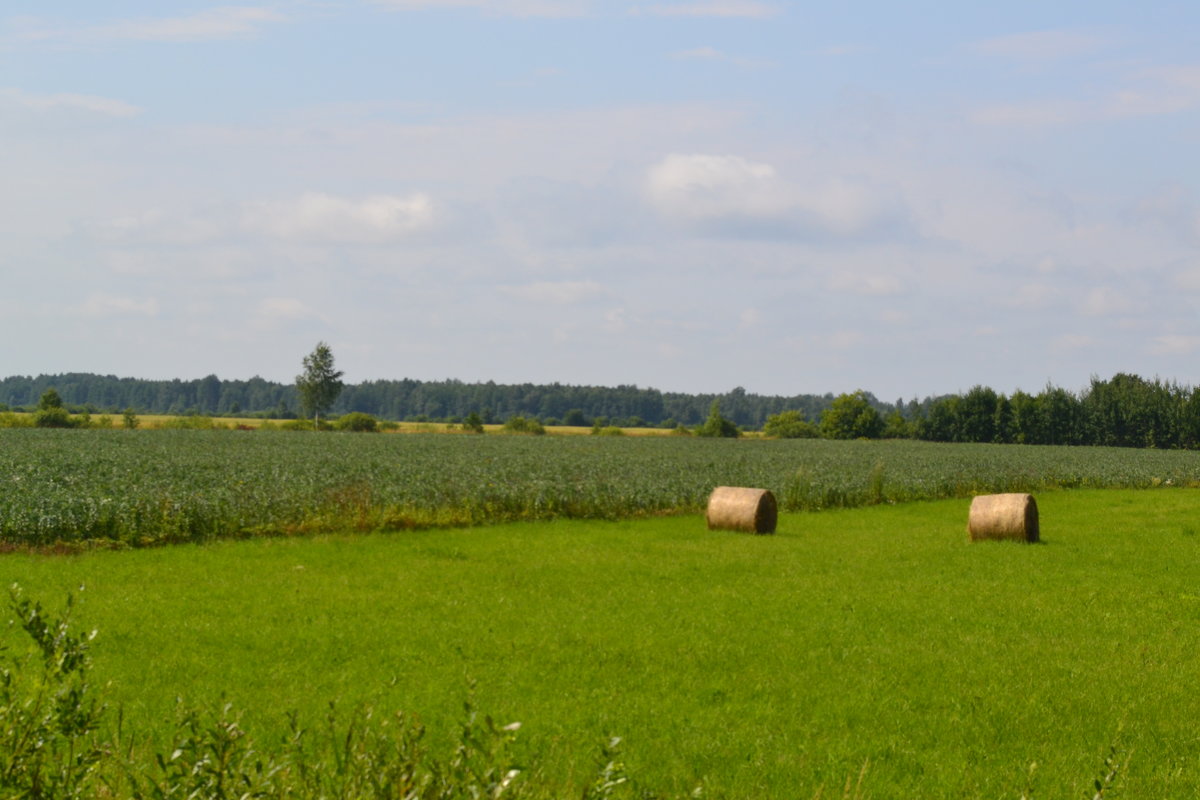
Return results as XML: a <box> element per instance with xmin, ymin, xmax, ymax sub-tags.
<box><xmin>295</xmin><ymin>342</ymin><xmax>344</xmax><ymax>429</ymax></box>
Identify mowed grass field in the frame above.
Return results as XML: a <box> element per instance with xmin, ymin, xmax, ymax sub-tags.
<box><xmin>3</xmin><ymin>489</ymin><xmax>1200</xmax><ymax>797</ymax></box>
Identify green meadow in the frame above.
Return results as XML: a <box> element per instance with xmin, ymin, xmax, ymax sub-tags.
<box><xmin>4</xmin><ymin>489</ymin><xmax>1200</xmax><ymax>797</ymax></box>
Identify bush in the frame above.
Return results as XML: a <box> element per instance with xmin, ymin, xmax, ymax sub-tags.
<box><xmin>0</xmin><ymin>586</ymin><xmax>106</xmax><ymax>798</ymax></box>
<box><xmin>335</xmin><ymin>412</ymin><xmax>380</xmax><ymax>433</ymax></box>
<box><xmin>0</xmin><ymin>412</ymin><xmax>32</xmax><ymax>429</ymax></box>
<box><xmin>462</xmin><ymin>412</ymin><xmax>485</xmax><ymax>434</ymax></box>
<box><xmin>281</xmin><ymin>418</ymin><xmax>331</xmax><ymax>431</ymax></box>
<box><xmin>34</xmin><ymin>407</ymin><xmax>77</xmax><ymax>428</ymax></box>
<box><xmin>695</xmin><ymin>401</ymin><xmax>740</xmax><ymax>438</ymax></box>
<box><xmin>159</xmin><ymin>416</ymin><xmax>226</xmax><ymax>430</ymax></box>
<box><xmin>503</xmin><ymin>416</ymin><xmax>545</xmax><ymax>435</ymax></box>
<box><xmin>595</xmin><ymin>426</ymin><xmax>625</xmax><ymax>436</ymax></box>
<box><xmin>763</xmin><ymin>410</ymin><xmax>819</xmax><ymax>439</ymax></box>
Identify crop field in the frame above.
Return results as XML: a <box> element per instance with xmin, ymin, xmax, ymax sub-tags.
<box><xmin>3</xmin><ymin>428</ymin><xmax>1200</xmax><ymax>548</ymax></box>
<box><xmin>3</xmin><ymin>490</ymin><xmax>1200</xmax><ymax>797</ymax></box>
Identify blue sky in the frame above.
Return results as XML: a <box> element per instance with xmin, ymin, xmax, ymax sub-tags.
<box><xmin>4</xmin><ymin>1</ymin><xmax>1200</xmax><ymax>401</ymax></box>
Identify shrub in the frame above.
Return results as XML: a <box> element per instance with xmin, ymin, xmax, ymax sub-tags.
<box><xmin>503</xmin><ymin>416</ymin><xmax>545</xmax><ymax>435</ymax></box>
<box><xmin>281</xmin><ymin>418</ymin><xmax>331</xmax><ymax>431</ymax></box>
<box><xmin>122</xmin><ymin>408</ymin><xmax>139</xmax><ymax>429</ymax></box>
<box><xmin>34</xmin><ymin>407</ymin><xmax>76</xmax><ymax>428</ymax></box>
<box><xmin>0</xmin><ymin>412</ymin><xmax>32</xmax><ymax>429</ymax></box>
<box><xmin>763</xmin><ymin>410</ymin><xmax>819</xmax><ymax>439</ymax></box>
<box><xmin>596</xmin><ymin>426</ymin><xmax>625</xmax><ymax>436</ymax></box>
<box><xmin>0</xmin><ymin>586</ymin><xmax>106</xmax><ymax>798</ymax></box>
<box><xmin>695</xmin><ymin>401</ymin><xmax>740</xmax><ymax>438</ymax></box>
<box><xmin>462</xmin><ymin>412</ymin><xmax>485</xmax><ymax>434</ymax></box>
<box><xmin>335</xmin><ymin>412</ymin><xmax>380</xmax><ymax>433</ymax></box>
<box><xmin>159</xmin><ymin>416</ymin><xmax>225</xmax><ymax>430</ymax></box>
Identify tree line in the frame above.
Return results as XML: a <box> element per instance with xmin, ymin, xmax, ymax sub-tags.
<box><xmin>0</xmin><ymin>372</ymin><xmax>840</xmax><ymax>428</ymax></box>
<box><xmin>910</xmin><ymin>374</ymin><xmax>1200</xmax><ymax>448</ymax></box>
<box><xmin>760</xmin><ymin>373</ymin><xmax>1200</xmax><ymax>449</ymax></box>
<box><xmin>3</xmin><ymin>371</ymin><xmax>1198</xmax><ymax>449</ymax></box>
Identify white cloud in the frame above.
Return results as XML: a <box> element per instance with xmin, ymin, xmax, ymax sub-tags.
<box><xmin>1081</xmin><ymin>286</ymin><xmax>1135</xmax><ymax>316</ymax></box>
<box><xmin>971</xmin><ymin>100</ymin><xmax>1089</xmax><ymax>128</ymax></box>
<box><xmin>826</xmin><ymin>270</ymin><xmax>902</xmax><ymax>296</ymax></box>
<box><xmin>646</xmin><ymin>153</ymin><xmax>787</xmax><ymax>221</ymax></box>
<box><xmin>1172</xmin><ymin>265</ymin><xmax>1200</xmax><ymax>291</ymax></box>
<box><xmin>825</xmin><ymin>330</ymin><xmax>866</xmax><ymax>350</ymax></box>
<box><xmin>1151</xmin><ymin>334</ymin><xmax>1200</xmax><ymax>355</ymax></box>
<box><xmin>632</xmin><ymin>2</ymin><xmax>780</xmax><ymax>18</ymax></box>
<box><xmin>672</xmin><ymin>46</ymin><xmax>724</xmax><ymax>60</ymax></box>
<box><xmin>1006</xmin><ymin>282</ymin><xmax>1058</xmax><ymax>309</ymax></box>
<box><xmin>242</xmin><ymin>192</ymin><xmax>436</xmax><ymax>243</ymax></box>
<box><xmin>971</xmin><ymin>30</ymin><xmax>1108</xmax><ymax>63</ymax></box>
<box><xmin>604</xmin><ymin>308</ymin><xmax>627</xmax><ymax>332</ymax></box>
<box><xmin>668</xmin><ymin>46</ymin><xmax>761</xmax><ymax>67</ymax></box>
<box><xmin>804</xmin><ymin>178</ymin><xmax>894</xmax><ymax>236</ymax></box>
<box><xmin>502</xmin><ymin>280</ymin><xmax>605</xmax><ymax>304</ymax></box>
<box><xmin>0</xmin><ymin>88</ymin><xmax>140</xmax><ymax>117</ymax></box>
<box><xmin>645</xmin><ymin>153</ymin><xmax>903</xmax><ymax>239</ymax></box>
<box><xmin>1052</xmin><ymin>334</ymin><xmax>1094</xmax><ymax>352</ymax></box>
<box><xmin>93</xmin><ymin>209</ymin><xmax>228</xmax><ymax>246</ymax></box>
<box><xmin>80</xmin><ymin>293</ymin><xmax>160</xmax><ymax>317</ymax></box>
<box><xmin>253</xmin><ymin>297</ymin><xmax>324</xmax><ymax>330</ymax></box>
<box><xmin>370</xmin><ymin>0</ymin><xmax>591</xmax><ymax>17</ymax></box>
<box><xmin>1106</xmin><ymin>66</ymin><xmax>1200</xmax><ymax>118</ymax></box>
<box><xmin>972</xmin><ymin>63</ymin><xmax>1200</xmax><ymax>128</ymax></box>
<box><xmin>22</xmin><ymin>7</ymin><xmax>286</xmax><ymax>44</ymax></box>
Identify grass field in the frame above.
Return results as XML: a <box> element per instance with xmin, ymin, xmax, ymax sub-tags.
<box><xmin>3</xmin><ymin>489</ymin><xmax>1199</xmax><ymax>797</ymax></box>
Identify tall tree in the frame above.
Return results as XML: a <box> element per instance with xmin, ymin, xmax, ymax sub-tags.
<box><xmin>295</xmin><ymin>342</ymin><xmax>344</xmax><ymax>429</ymax></box>
<box><xmin>820</xmin><ymin>390</ymin><xmax>884</xmax><ymax>439</ymax></box>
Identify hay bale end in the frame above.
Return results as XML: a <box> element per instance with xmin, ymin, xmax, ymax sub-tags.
<box><xmin>707</xmin><ymin>486</ymin><xmax>777</xmax><ymax>534</ymax></box>
<box><xmin>968</xmin><ymin>493</ymin><xmax>1039</xmax><ymax>543</ymax></box>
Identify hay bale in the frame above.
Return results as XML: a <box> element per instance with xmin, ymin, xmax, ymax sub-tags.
<box><xmin>968</xmin><ymin>493</ymin><xmax>1039</xmax><ymax>542</ymax></box>
<box><xmin>706</xmin><ymin>486</ymin><xmax>777</xmax><ymax>534</ymax></box>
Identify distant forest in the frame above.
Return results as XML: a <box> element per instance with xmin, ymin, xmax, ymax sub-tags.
<box><xmin>0</xmin><ymin>372</ymin><xmax>852</xmax><ymax>428</ymax></box>
<box><xmin>3</xmin><ymin>371</ymin><xmax>1198</xmax><ymax>449</ymax></box>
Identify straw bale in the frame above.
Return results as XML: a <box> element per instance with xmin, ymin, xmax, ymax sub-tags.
<box><xmin>968</xmin><ymin>493</ymin><xmax>1039</xmax><ymax>543</ymax></box>
<box><xmin>706</xmin><ymin>486</ymin><xmax>777</xmax><ymax>534</ymax></box>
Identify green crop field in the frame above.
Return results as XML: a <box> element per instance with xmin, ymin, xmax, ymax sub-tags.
<box><xmin>3</xmin><ymin>428</ymin><xmax>1200</xmax><ymax>548</ymax></box>
<box><xmin>2</xmin><ymin>490</ymin><xmax>1199</xmax><ymax>797</ymax></box>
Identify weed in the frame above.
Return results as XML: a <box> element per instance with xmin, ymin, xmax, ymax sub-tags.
<box><xmin>0</xmin><ymin>585</ymin><xmax>106</xmax><ymax>799</ymax></box>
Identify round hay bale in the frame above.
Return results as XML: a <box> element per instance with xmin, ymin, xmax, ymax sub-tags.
<box><xmin>968</xmin><ymin>493</ymin><xmax>1039</xmax><ymax>543</ymax></box>
<box><xmin>706</xmin><ymin>486</ymin><xmax>777</xmax><ymax>534</ymax></box>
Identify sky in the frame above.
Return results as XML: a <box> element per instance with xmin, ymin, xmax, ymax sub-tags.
<box><xmin>4</xmin><ymin>1</ymin><xmax>1200</xmax><ymax>401</ymax></box>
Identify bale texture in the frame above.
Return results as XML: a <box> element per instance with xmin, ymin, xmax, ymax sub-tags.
<box><xmin>968</xmin><ymin>493</ymin><xmax>1039</xmax><ymax>543</ymax></box>
<box><xmin>706</xmin><ymin>486</ymin><xmax>777</xmax><ymax>534</ymax></box>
